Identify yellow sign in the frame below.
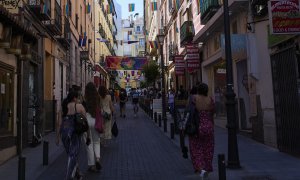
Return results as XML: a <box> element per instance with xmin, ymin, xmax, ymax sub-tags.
<box><xmin>0</xmin><ymin>0</ymin><xmax>22</xmax><ymax>14</ymax></box>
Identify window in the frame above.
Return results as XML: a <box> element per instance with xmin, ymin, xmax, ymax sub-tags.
<box><xmin>232</xmin><ymin>20</ymin><xmax>238</xmax><ymax>34</ymax></box>
<box><xmin>139</xmin><ymin>38</ymin><xmax>145</xmax><ymax>46</ymax></box>
<box><xmin>136</xmin><ymin>26</ymin><xmax>140</xmax><ymax>32</ymax></box>
<box><xmin>0</xmin><ymin>63</ymin><xmax>14</xmax><ymax>135</ymax></box>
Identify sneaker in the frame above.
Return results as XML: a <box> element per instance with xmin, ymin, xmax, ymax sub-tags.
<box><xmin>199</xmin><ymin>170</ymin><xmax>208</xmax><ymax>179</ymax></box>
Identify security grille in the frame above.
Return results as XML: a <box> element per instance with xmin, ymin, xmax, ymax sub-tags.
<box><xmin>271</xmin><ymin>46</ymin><xmax>300</xmax><ymax>156</ymax></box>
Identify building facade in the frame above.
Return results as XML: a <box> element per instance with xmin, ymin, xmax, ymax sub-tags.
<box><xmin>0</xmin><ymin>0</ymin><xmax>117</xmax><ymax>164</ymax></box>
<box><xmin>148</xmin><ymin>0</ymin><xmax>300</xmax><ymax>156</ymax></box>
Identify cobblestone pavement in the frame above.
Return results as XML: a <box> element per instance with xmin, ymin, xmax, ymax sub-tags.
<box><xmin>37</xmin><ymin>103</ymin><xmax>200</xmax><ymax>180</ymax></box>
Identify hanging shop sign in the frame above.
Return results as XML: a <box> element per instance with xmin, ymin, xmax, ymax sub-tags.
<box><xmin>184</xmin><ymin>44</ymin><xmax>200</xmax><ymax>73</ymax></box>
<box><xmin>80</xmin><ymin>51</ymin><xmax>89</xmax><ymax>61</ymax></box>
<box><xmin>268</xmin><ymin>0</ymin><xmax>300</xmax><ymax>34</ymax></box>
<box><xmin>174</xmin><ymin>55</ymin><xmax>185</xmax><ymax>75</ymax></box>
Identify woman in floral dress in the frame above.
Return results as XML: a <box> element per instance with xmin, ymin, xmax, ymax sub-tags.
<box><xmin>188</xmin><ymin>83</ymin><xmax>215</xmax><ymax>179</ymax></box>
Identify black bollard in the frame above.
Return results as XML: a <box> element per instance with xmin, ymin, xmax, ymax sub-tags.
<box><xmin>151</xmin><ymin>110</ymin><xmax>153</xmax><ymax>119</ymax></box>
<box><xmin>43</xmin><ymin>141</ymin><xmax>49</xmax><ymax>166</ymax></box>
<box><xmin>218</xmin><ymin>154</ymin><xmax>226</xmax><ymax>180</ymax></box>
<box><xmin>18</xmin><ymin>156</ymin><xmax>26</xmax><ymax>180</ymax></box>
<box><xmin>154</xmin><ymin>112</ymin><xmax>157</xmax><ymax>123</ymax></box>
<box><xmin>163</xmin><ymin>118</ymin><xmax>167</xmax><ymax>132</ymax></box>
<box><xmin>158</xmin><ymin>114</ymin><xmax>162</xmax><ymax>127</ymax></box>
<box><xmin>170</xmin><ymin>123</ymin><xmax>175</xmax><ymax>139</ymax></box>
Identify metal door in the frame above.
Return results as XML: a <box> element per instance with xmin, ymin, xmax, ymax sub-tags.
<box><xmin>271</xmin><ymin>46</ymin><xmax>300</xmax><ymax>155</ymax></box>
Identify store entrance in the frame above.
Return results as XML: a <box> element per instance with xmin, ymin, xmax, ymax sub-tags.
<box><xmin>0</xmin><ymin>62</ymin><xmax>14</xmax><ymax>136</ymax></box>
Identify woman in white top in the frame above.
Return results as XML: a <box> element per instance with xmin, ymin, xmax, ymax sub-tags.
<box><xmin>98</xmin><ymin>86</ymin><xmax>114</xmax><ymax>145</ymax></box>
<box><xmin>84</xmin><ymin>82</ymin><xmax>101</xmax><ymax>172</ymax></box>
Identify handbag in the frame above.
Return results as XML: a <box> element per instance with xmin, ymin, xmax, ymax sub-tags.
<box><xmin>74</xmin><ymin>104</ymin><xmax>89</xmax><ymax>135</ymax></box>
<box><xmin>102</xmin><ymin>111</ymin><xmax>111</xmax><ymax>121</ymax></box>
<box><xmin>184</xmin><ymin>102</ymin><xmax>199</xmax><ymax>136</ymax></box>
<box><xmin>111</xmin><ymin>121</ymin><xmax>118</xmax><ymax>137</ymax></box>
<box><xmin>95</xmin><ymin>107</ymin><xmax>104</xmax><ymax>133</ymax></box>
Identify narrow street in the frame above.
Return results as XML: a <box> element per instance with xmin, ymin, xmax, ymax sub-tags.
<box><xmin>37</xmin><ymin>103</ymin><xmax>198</xmax><ymax>180</ymax></box>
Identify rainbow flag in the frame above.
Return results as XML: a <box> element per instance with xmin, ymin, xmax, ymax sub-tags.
<box><xmin>86</xmin><ymin>3</ymin><xmax>91</xmax><ymax>14</ymax></box>
<box><xmin>149</xmin><ymin>41</ymin><xmax>158</xmax><ymax>49</ymax></box>
<box><xmin>128</xmin><ymin>3</ymin><xmax>135</xmax><ymax>12</ymax></box>
<box><xmin>151</xmin><ymin>2</ymin><xmax>157</xmax><ymax>11</ymax></box>
<box><xmin>173</xmin><ymin>0</ymin><xmax>180</xmax><ymax>11</ymax></box>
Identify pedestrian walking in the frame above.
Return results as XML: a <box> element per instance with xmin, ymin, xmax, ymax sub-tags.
<box><xmin>119</xmin><ymin>88</ymin><xmax>127</xmax><ymax>118</ymax></box>
<box><xmin>98</xmin><ymin>86</ymin><xmax>114</xmax><ymax>146</ymax></box>
<box><xmin>188</xmin><ymin>83</ymin><xmax>215</xmax><ymax>179</ymax></box>
<box><xmin>168</xmin><ymin>89</ymin><xmax>175</xmax><ymax>116</ymax></box>
<box><xmin>58</xmin><ymin>90</ymin><xmax>88</xmax><ymax>180</ymax></box>
<box><xmin>84</xmin><ymin>82</ymin><xmax>102</xmax><ymax>172</ymax></box>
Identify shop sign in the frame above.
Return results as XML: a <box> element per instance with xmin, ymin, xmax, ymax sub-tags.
<box><xmin>80</xmin><ymin>51</ymin><xmax>89</xmax><ymax>61</ymax></box>
<box><xmin>0</xmin><ymin>0</ymin><xmax>22</xmax><ymax>14</ymax></box>
<box><xmin>184</xmin><ymin>44</ymin><xmax>200</xmax><ymax>73</ymax></box>
<box><xmin>221</xmin><ymin>34</ymin><xmax>247</xmax><ymax>61</ymax></box>
<box><xmin>268</xmin><ymin>0</ymin><xmax>300</xmax><ymax>34</ymax></box>
<box><xmin>174</xmin><ymin>55</ymin><xmax>185</xmax><ymax>75</ymax></box>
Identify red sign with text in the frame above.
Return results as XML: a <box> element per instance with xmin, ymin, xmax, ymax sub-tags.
<box><xmin>175</xmin><ymin>55</ymin><xmax>185</xmax><ymax>75</ymax></box>
<box><xmin>185</xmin><ymin>45</ymin><xmax>200</xmax><ymax>73</ymax></box>
<box><xmin>269</xmin><ymin>0</ymin><xmax>300</xmax><ymax>34</ymax></box>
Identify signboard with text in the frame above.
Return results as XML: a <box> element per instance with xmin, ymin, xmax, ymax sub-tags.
<box><xmin>268</xmin><ymin>0</ymin><xmax>300</xmax><ymax>34</ymax></box>
<box><xmin>174</xmin><ymin>55</ymin><xmax>185</xmax><ymax>75</ymax></box>
<box><xmin>184</xmin><ymin>44</ymin><xmax>200</xmax><ymax>73</ymax></box>
<box><xmin>0</xmin><ymin>0</ymin><xmax>22</xmax><ymax>14</ymax></box>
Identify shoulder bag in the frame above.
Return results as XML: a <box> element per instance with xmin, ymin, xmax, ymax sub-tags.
<box><xmin>74</xmin><ymin>104</ymin><xmax>89</xmax><ymax>135</ymax></box>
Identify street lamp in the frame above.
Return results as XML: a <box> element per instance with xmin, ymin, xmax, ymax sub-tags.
<box><xmin>223</xmin><ymin>0</ymin><xmax>241</xmax><ymax>168</ymax></box>
<box><xmin>156</xmin><ymin>30</ymin><xmax>167</xmax><ymax>129</ymax></box>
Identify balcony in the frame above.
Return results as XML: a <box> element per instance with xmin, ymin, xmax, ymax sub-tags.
<box><xmin>168</xmin><ymin>43</ymin><xmax>178</xmax><ymax>61</ymax></box>
<box><xmin>43</xmin><ymin>1</ymin><xmax>62</xmax><ymax>35</ymax></box>
<box><xmin>28</xmin><ymin>0</ymin><xmax>51</xmax><ymax>20</ymax></box>
<box><xmin>57</xmin><ymin>17</ymin><xmax>71</xmax><ymax>48</ymax></box>
<box><xmin>200</xmin><ymin>0</ymin><xmax>221</xmax><ymax>24</ymax></box>
<box><xmin>180</xmin><ymin>21</ymin><xmax>195</xmax><ymax>47</ymax></box>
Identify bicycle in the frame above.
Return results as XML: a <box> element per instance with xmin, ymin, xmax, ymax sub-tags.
<box><xmin>28</xmin><ymin>95</ymin><xmax>43</xmax><ymax>147</ymax></box>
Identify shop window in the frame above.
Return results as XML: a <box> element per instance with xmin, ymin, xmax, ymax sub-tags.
<box><xmin>0</xmin><ymin>63</ymin><xmax>14</xmax><ymax>136</ymax></box>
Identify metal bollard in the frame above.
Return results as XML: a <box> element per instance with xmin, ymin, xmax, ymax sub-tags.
<box><xmin>151</xmin><ymin>110</ymin><xmax>153</xmax><ymax>119</ymax></box>
<box><xmin>43</xmin><ymin>141</ymin><xmax>49</xmax><ymax>166</ymax></box>
<box><xmin>163</xmin><ymin>118</ymin><xmax>167</xmax><ymax>132</ymax></box>
<box><xmin>18</xmin><ymin>156</ymin><xmax>26</xmax><ymax>180</ymax></box>
<box><xmin>218</xmin><ymin>154</ymin><xmax>226</xmax><ymax>180</ymax></box>
<box><xmin>170</xmin><ymin>123</ymin><xmax>175</xmax><ymax>139</ymax></box>
<box><xmin>154</xmin><ymin>112</ymin><xmax>157</xmax><ymax>123</ymax></box>
<box><xmin>158</xmin><ymin>114</ymin><xmax>162</xmax><ymax>127</ymax></box>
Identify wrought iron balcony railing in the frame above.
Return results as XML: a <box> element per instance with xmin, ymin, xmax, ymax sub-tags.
<box><xmin>180</xmin><ymin>21</ymin><xmax>195</xmax><ymax>47</ymax></box>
